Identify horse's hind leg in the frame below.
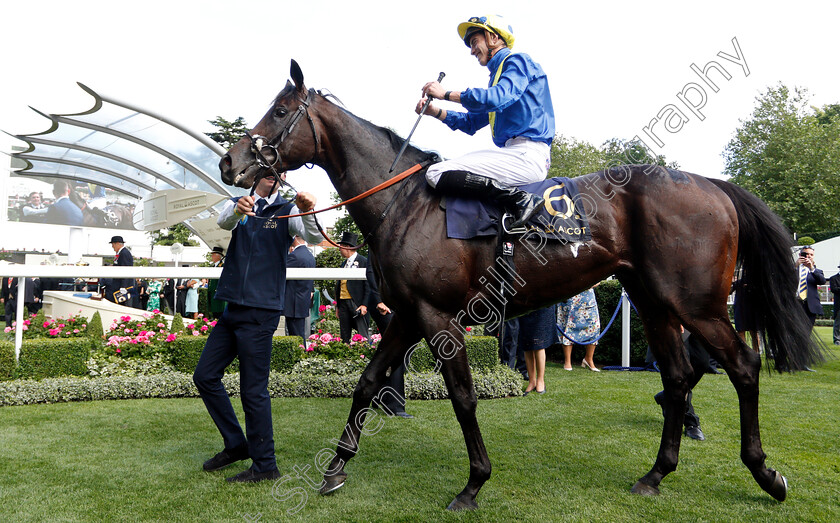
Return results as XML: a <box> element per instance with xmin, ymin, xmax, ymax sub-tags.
<box><xmin>421</xmin><ymin>308</ymin><xmax>491</xmax><ymax>511</ymax></box>
<box><xmin>686</xmin><ymin>318</ymin><xmax>788</xmax><ymax>501</ymax></box>
<box><xmin>629</xmin><ymin>306</ymin><xmax>693</xmax><ymax>496</ymax></box>
<box><xmin>320</xmin><ymin>314</ymin><xmax>421</xmax><ymax>495</ymax></box>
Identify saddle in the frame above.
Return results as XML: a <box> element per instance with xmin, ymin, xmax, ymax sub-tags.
<box><xmin>444</xmin><ymin>177</ymin><xmax>591</xmax><ymax>243</ymax></box>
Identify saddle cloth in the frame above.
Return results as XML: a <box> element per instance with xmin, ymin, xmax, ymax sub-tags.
<box><xmin>445</xmin><ymin>177</ymin><xmax>591</xmax><ymax>242</ymax></box>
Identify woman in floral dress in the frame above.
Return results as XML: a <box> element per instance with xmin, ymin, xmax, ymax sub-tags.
<box><xmin>146</xmin><ymin>279</ymin><xmax>163</xmax><ymax>312</ymax></box>
<box><xmin>556</xmin><ymin>287</ymin><xmax>601</xmax><ymax>371</ymax></box>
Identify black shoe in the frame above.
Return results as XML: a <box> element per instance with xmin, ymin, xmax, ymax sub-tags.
<box><xmin>394</xmin><ymin>411</ymin><xmax>414</xmax><ymax>419</ymax></box>
<box><xmin>653</xmin><ymin>392</ymin><xmax>665</xmax><ymax>418</ymax></box>
<box><xmin>225</xmin><ymin>467</ymin><xmax>281</xmax><ymax>483</ymax></box>
<box><xmin>203</xmin><ymin>445</ymin><xmax>249</xmax><ymax>471</ymax></box>
<box><xmin>685</xmin><ymin>426</ymin><xmax>705</xmax><ymax>441</ymax></box>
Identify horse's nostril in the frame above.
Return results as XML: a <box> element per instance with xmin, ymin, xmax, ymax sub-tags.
<box><xmin>219</xmin><ymin>154</ymin><xmax>232</xmax><ymax>174</ymax></box>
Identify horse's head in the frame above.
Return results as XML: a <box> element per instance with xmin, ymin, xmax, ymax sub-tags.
<box><xmin>220</xmin><ymin>60</ymin><xmax>319</xmax><ymax>188</ymax></box>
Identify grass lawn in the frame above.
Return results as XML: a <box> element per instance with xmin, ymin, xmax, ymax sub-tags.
<box><xmin>0</xmin><ymin>328</ymin><xmax>838</xmax><ymax>522</ymax></box>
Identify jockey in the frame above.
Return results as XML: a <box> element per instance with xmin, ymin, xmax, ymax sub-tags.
<box><xmin>418</xmin><ymin>15</ymin><xmax>555</xmax><ymax>229</ymax></box>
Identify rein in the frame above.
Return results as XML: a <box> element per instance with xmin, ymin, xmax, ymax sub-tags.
<box><xmin>242</xmin><ymin>88</ymin><xmax>436</xmax><ymax>250</ymax></box>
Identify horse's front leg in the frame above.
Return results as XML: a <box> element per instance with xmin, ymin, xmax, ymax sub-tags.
<box><xmin>420</xmin><ymin>308</ymin><xmax>491</xmax><ymax>511</ymax></box>
<box><xmin>631</xmin><ymin>321</ymin><xmax>691</xmax><ymax>496</ymax></box>
<box><xmin>320</xmin><ymin>314</ymin><xmax>420</xmax><ymax>495</ymax></box>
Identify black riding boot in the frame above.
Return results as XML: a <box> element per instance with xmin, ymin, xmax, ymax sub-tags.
<box><xmin>435</xmin><ymin>170</ymin><xmax>544</xmax><ymax>229</ymax></box>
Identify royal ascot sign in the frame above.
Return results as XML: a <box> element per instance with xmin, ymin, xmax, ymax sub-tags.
<box><xmin>134</xmin><ymin>189</ymin><xmax>228</xmax><ymax>231</ymax></box>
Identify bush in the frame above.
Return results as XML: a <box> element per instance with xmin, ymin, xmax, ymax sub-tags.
<box><xmin>592</xmin><ymin>280</ymin><xmax>648</xmax><ymax>365</ymax></box>
<box><xmin>170</xmin><ymin>313</ymin><xmax>185</xmax><ymax>333</ymax></box>
<box><xmin>0</xmin><ymin>341</ymin><xmax>16</xmax><ymax>380</ymax></box>
<box><xmin>17</xmin><ymin>337</ymin><xmax>93</xmax><ymax>379</ymax></box>
<box><xmin>405</xmin><ymin>335</ymin><xmax>501</xmax><ymax>372</ymax></box>
<box><xmin>88</xmin><ymin>311</ymin><xmax>104</xmax><ymax>339</ymax></box>
<box><xmin>170</xmin><ymin>335</ymin><xmax>304</xmax><ymax>374</ymax></box>
<box><xmin>0</xmin><ymin>366</ymin><xmax>522</xmax><ymax>406</ymax></box>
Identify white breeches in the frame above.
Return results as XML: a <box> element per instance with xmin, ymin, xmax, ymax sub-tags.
<box><xmin>425</xmin><ymin>137</ymin><xmax>551</xmax><ymax>187</ymax></box>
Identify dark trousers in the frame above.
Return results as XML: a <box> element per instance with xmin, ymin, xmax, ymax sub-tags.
<box><xmin>4</xmin><ymin>300</ymin><xmax>16</xmax><ymax>327</ymax></box>
<box><xmin>833</xmin><ymin>304</ymin><xmax>840</xmax><ymax>344</ymax></box>
<box><xmin>337</xmin><ymin>298</ymin><xmax>369</xmax><ymax>343</ymax></box>
<box><xmin>370</xmin><ymin>311</ymin><xmax>408</xmax><ymax>414</ymax></box>
<box><xmin>285</xmin><ymin>316</ymin><xmax>307</xmax><ymax>338</ymax></box>
<box><xmin>193</xmin><ymin>304</ymin><xmax>281</xmax><ymax>473</ymax></box>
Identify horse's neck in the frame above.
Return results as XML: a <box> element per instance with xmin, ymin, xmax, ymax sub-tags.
<box><xmin>320</xmin><ymin>107</ymin><xmax>434</xmax><ymax>233</ymax></box>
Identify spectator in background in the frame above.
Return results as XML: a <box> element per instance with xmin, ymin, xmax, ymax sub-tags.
<box><xmin>146</xmin><ymin>279</ymin><xmax>163</xmax><ymax>312</ymax></box>
<box><xmin>334</xmin><ymin>232</ymin><xmax>370</xmax><ymax>343</ymax></box>
<box><xmin>136</xmin><ymin>278</ymin><xmax>150</xmax><ymax>310</ymax></box>
<box><xmin>45</xmin><ymin>180</ymin><xmax>83</xmax><ymax>226</ymax></box>
<box><xmin>520</xmin><ymin>306</ymin><xmax>556</xmax><ymax>395</ymax></box>
<box><xmin>284</xmin><ymin>236</ymin><xmax>315</xmax><ymax>338</ymax></box>
<box><xmin>795</xmin><ymin>246</ymin><xmax>825</xmax><ymax>327</ymax></box>
<box><xmin>829</xmin><ymin>263</ymin><xmax>840</xmax><ymax>346</ymax></box>
<box><xmin>488</xmin><ymin>318</ymin><xmax>528</xmax><ymax>380</ymax></box>
<box><xmin>557</xmin><ymin>287</ymin><xmax>601</xmax><ymax>372</ymax></box>
<box><xmin>2</xmin><ymin>276</ymin><xmax>17</xmax><ymax>328</ymax></box>
<box><xmin>367</xmin><ymin>252</ymin><xmax>413</xmax><ymax>418</ymax></box>
<box><xmin>184</xmin><ymin>276</ymin><xmax>199</xmax><ymax>320</ymax></box>
<box><xmin>207</xmin><ymin>247</ymin><xmax>226</xmax><ymax>319</ymax></box>
<box><xmin>162</xmin><ymin>279</ymin><xmax>175</xmax><ymax>315</ymax></box>
<box><xmin>20</xmin><ymin>192</ymin><xmax>48</xmax><ymax>223</ymax></box>
<box><xmin>100</xmin><ymin>236</ymin><xmax>135</xmax><ymax>306</ymax></box>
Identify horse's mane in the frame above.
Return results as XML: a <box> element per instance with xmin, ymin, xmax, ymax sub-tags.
<box><xmin>321</xmin><ymin>92</ymin><xmax>440</xmax><ymax>163</ymax></box>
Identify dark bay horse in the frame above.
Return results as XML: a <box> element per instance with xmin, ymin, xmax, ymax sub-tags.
<box><xmin>219</xmin><ymin>61</ymin><xmax>822</xmax><ymax>510</ymax></box>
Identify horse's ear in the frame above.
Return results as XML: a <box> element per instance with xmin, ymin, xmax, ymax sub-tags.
<box><xmin>290</xmin><ymin>59</ymin><xmax>305</xmax><ymax>93</ymax></box>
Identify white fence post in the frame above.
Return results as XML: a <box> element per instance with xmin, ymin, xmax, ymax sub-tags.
<box><xmin>621</xmin><ymin>288</ymin><xmax>630</xmax><ymax>368</ymax></box>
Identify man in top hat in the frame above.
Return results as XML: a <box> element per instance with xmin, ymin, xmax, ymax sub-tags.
<box><xmin>207</xmin><ymin>246</ymin><xmax>226</xmax><ymax>319</ymax></box>
<box><xmin>829</xmin><ymin>262</ymin><xmax>840</xmax><ymax>345</ymax></box>
<box><xmin>334</xmin><ymin>232</ymin><xmax>370</xmax><ymax>343</ymax></box>
<box><xmin>101</xmin><ymin>236</ymin><xmax>135</xmax><ymax>306</ymax></box>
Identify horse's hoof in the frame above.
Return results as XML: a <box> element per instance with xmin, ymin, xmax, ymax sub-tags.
<box><xmin>446</xmin><ymin>496</ymin><xmax>478</xmax><ymax>511</ymax></box>
<box><xmin>630</xmin><ymin>481</ymin><xmax>660</xmax><ymax>496</ymax></box>
<box><xmin>765</xmin><ymin>469</ymin><xmax>788</xmax><ymax>502</ymax></box>
<box><xmin>319</xmin><ymin>472</ymin><xmax>347</xmax><ymax>495</ymax></box>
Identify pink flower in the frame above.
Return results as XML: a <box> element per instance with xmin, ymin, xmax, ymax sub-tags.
<box><xmin>139</xmin><ymin>330</ymin><xmax>148</xmax><ymax>337</ymax></box>
<box><xmin>153</xmin><ymin>309</ymin><xmax>160</xmax><ymax>314</ymax></box>
<box><xmin>3</xmin><ymin>327</ymin><xmax>10</xmax><ymax>333</ymax></box>
<box><xmin>187</xmin><ymin>324</ymin><xmax>195</xmax><ymax>330</ymax></box>
<box><xmin>308</xmin><ymin>334</ymin><xmax>319</xmax><ymax>340</ymax></box>
<box><xmin>43</xmin><ymin>321</ymin><xmax>50</xmax><ymax>328</ymax></box>
<box><xmin>165</xmin><ymin>334</ymin><xmax>177</xmax><ymax>342</ymax></box>
<box><xmin>465</xmin><ymin>327</ymin><xmax>472</xmax><ymax>332</ymax></box>
<box><xmin>319</xmin><ymin>333</ymin><xmax>334</xmax><ymax>344</ymax></box>
<box><xmin>331</xmin><ymin>301</ymin><xmax>337</xmax><ymax>305</ymax></box>
<box><xmin>129</xmin><ymin>339</ymin><xmax>138</xmax><ymax>344</ymax></box>
<box><xmin>351</xmin><ymin>334</ymin><xmax>367</xmax><ymax>343</ymax></box>
<box><xmin>116</xmin><ymin>348</ymin><xmax>121</xmax><ymax>353</ymax></box>
<box><xmin>157</xmin><ymin>323</ymin><xmax>165</xmax><ymax>328</ymax></box>
<box><xmin>49</xmin><ymin>328</ymin><xmax>60</xmax><ymax>336</ymax></box>
<box><xmin>58</xmin><ymin>323</ymin><xmax>65</xmax><ymax>328</ymax></box>
<box><xmin>21</xmin><ymin>325</ymin><xmax>28</xmax><ymax>331</ymax></box>
<box><xmin>200</xmin><ymin>325</ymin><xmax>208</xmax><ymax>332</ymax></box>
<box><xmin>73</xmin><ymin>329</ymin><xmax>80</xmax><ymax>334</ymax></box>
<box><xmin>360</xmin><ymin>354</ymin><xmax>365</xmax><ymax>359</ymax></box>
<box><xmin>209</xmin><ymin>321</ymin><xmax>217</xmax><ymax>327</ymax></box>
<box><xmin>82</xmin><ymin>324</ymin><xmax>86</xmax><ymax>328</ymax></box>
<box><xmin>318</xmin><ymin>305</ymin><xmax>327</xmax><ymax>313</ymax></box>
<box><xmin>305</xmin><ymin>346</ymin><xmax>314</xmax><ymax>352</ymax></box>
<box><xmin>192</xmin><ymin>330</ymin><xmax>200</xmax><ymax>336</ymax></box>
<box><xmin>23</xmin><ymin>320</ymin><xmax>31</xmax><ymax>326</ymax></box>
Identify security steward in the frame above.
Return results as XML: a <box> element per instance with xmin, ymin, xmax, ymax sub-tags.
<box><xmin>193</xmin><ymin>173</ymin><xmax>321</xmax><ymax>483</ymax></box>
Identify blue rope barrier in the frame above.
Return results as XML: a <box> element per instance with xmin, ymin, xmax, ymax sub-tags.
<box><xmin>556</xmin><ymin>293</ymin><xmax>624</xmax><ymax>345</ymax></box>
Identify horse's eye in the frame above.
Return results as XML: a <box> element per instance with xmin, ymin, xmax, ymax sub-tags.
<box><xmin>274</xmin><ymin>107</ymin><xmax>288</xmax><ymax>118</ymax></box>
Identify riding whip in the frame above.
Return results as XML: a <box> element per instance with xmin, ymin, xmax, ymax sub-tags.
<box><xmin>389</xmin><ymin>71</ymin><xmax>445</xmax><ymax>173</ymax></box>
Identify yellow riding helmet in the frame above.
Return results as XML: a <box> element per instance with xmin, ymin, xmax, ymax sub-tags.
<box><xmin>457</xmin><ymin>15</ymin><xmax>515</xmax><ymax>50</ymax></box>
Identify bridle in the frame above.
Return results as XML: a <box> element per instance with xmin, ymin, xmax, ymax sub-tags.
<box><xmin>245</xmin><ymin>87</ymin><xmax>320</xmax><ymax>180</ymax></box>
<box><xmin>239</xmin><ymin>87</ymin><xmax>437</xmax><ymax>251</ymax></box>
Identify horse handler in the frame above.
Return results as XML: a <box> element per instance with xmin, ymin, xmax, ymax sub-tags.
<box><xmin>417</xmin><ymin>14</ymin><xmax>555</xmax><ymax>229</ymax></box>
<box><xmin>193</xmin><ymin>173</ymin><xmax>321</xmax><ymax>483</ymax></box>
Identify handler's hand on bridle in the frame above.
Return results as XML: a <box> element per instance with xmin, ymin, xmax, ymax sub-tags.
<box><xmin>237</xmin><ymin>195</ymin><xmax>256</xmax><ymax>217</ymax></box>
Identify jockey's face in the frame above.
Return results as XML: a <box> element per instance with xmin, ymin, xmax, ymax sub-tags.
<box><xmin>469</xmin><ymin>30</ymin><xmax>503</xmax><ymax>66</ymax></box>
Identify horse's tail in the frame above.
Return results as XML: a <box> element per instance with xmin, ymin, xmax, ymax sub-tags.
<box><xmin>709</xmin><ymin>178</ymin><xmax>826</xmax><ymax>372</ymax></box>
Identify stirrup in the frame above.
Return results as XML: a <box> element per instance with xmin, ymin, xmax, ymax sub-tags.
<box><xmin>501</xmin><ymin>213</ymin><xmax>528</xmax><ymax>235</ymax></box>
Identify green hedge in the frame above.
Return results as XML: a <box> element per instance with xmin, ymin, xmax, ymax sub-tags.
<box><xmin>16</xmin><ymin>338</ymin><xmax>93</xmax><ymax>380</ymax></box>
<box><xmin>404</xmin><ymin>335</ymin><xmax>500</xmax><ymax>372</ymax></box>
<box><xmin>0</xmin><ymin>342</ymin><xmax>16</xmax><ymax>380</ymax></box>
<box><xmin>0</xmin><ymin>366</ymin><xmax>522</xmax><ymax>406</ymax></box>
<box><xmin>591</xmin><ymin>280</ymin><xmax>648</xmax><ymax>366</ymax></box>
<box><xmin>170</xmin><ymin>335</ymin><xmax>305</xmax><ymax>374</ymax></box>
